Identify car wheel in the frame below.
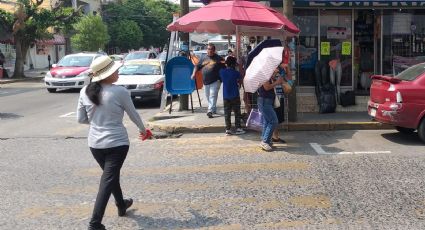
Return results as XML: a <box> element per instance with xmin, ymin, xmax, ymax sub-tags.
<box><xmin>395</xmin><ymin>126</ymin><xmax>415</xmax><ymax>134</ymax></box>
<box><xmin>418</xmin><ymin>119</ymin><xmax>425</xmax><ymax>143</ymax></box>
<box><xmin>47</xmin><ymin>88</ymin><xmax>57</xmax><ymax>93</ymax></box>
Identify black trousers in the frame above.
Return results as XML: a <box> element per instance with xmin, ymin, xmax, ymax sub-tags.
<box><xmin>224</xmin><ymin>97</ymin><xmax>242</xmax><ymax>130</ymax></box>
<box><xmin>89</xmin><ymin>145</ymin><xmax>129</xmax><ymax>228</ymax></box>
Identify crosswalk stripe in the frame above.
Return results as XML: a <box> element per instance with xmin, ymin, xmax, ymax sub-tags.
<box><xmin>76</xmin><ymin>161</ymin><xmax>310</xmax><ymax>177</ymax></box>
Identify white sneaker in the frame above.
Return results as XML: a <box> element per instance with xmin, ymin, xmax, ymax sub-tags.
<box><xmin>260</xmin><ymin>142</ymin><xmax>272</xmax><ymax>151</ymax></box>
<box><xmin>234</xmin><ymin>128</ymin><xmax>245</xmax><ymax>135</ymax></box>
<box><xmin>225</xmin><ymin>130</ymin><xmax>233</xmax><ymax>136</ymax></box>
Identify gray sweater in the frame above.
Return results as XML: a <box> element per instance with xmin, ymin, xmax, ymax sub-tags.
<box><xmin>77</xmin><ymin>84</ymin><xmax>146</xmax><ymax>149</ymax></box>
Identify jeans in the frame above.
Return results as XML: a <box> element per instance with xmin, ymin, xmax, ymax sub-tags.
<box><xmin>257</xmin><ymin>97</ymin><xmax>278</xmax><ymax>144</ymax></box>
<box><xmin>329</xmin><ymin>62</ymin><xmax>342</xmax><ymax>103</ymax></box>
<box><xmin>223</xmin><ymin>97</ymin><xmax>242</xmax><ymax>130</ymax></box>
<box><xmin>204</xmin><ymin>80</ymin><xmax>221</xmax><ymax>113</ymax></box>
<box><xmin>89</xmin><ymin>145</ymin><xmax>129</xmax><ymax>228</ymax></box>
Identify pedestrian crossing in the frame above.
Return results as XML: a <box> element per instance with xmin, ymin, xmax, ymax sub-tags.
<box><xmin>18</xmin><ymin>133</ymin><xmax>403</xmax><ymax>229</ymax></box>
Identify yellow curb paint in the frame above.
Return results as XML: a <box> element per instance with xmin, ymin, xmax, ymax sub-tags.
<box><xmin>289</xmin><ymin>195</ymin><xmax>331</xmax><ymax>208</ymax></box>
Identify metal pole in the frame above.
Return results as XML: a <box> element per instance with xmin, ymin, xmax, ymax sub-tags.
<box><xmin>179</xmin><ymin>0</ymin><xmax>190</xmax><ymax>111</ymax></box>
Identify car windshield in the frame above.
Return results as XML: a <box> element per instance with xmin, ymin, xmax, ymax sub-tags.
<box><xmin>119</xmin><ymin>64</ymin><xmax>161</xmax><ymax>75</ymax></box>
<box><xmin>396</xmin><ymin>63</ymin><xmax>425</xmax><ymax>81</ymax></box>
<box><xmin>57</xmin><ymin>56</ymin><xmax>93</xmax><ymax>67</ymax></box>
<box><xmin>124</xmin><ymin>52</ymin><xmax>148</xmax><ymax>61</ymax></box>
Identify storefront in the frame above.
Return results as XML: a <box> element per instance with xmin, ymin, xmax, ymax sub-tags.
<box><xmin>292</xmin><ymin>1</ymin><xmax>425</xmax><ymax>98</ymax></box>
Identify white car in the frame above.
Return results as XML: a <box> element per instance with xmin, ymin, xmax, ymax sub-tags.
<box><xmin>115</xmin><ymin>59</ymin><xmax>165</xmax><ymax>104</ymax></box>
<box><xmin>44</xmin><ymin>52</ymin><xmax>105</xmax><ymax>93</ymax></box>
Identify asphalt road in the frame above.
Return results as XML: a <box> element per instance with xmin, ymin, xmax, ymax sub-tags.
<box><xmin>1</xmin><ymin>81</ymin><xmax>425</xmax><ymax>229</ymax></box>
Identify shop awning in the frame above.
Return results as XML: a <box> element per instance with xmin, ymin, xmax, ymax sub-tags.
<box><xmin>37</xmin><ymin>35</ymin><xmax>66</xmax><ymax>45</ymax></box>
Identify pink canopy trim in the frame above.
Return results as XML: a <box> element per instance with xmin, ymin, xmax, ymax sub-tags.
<box><xmin>167</xmin><ymin>0</ymin><xmax>300</xmax><ymax>36</ymax></box>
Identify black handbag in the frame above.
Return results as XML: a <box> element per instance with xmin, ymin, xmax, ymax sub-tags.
<box><xmin>340</xmin><ymin>90</ymin><xmax>356</xmax><ymax>107</ymax></box>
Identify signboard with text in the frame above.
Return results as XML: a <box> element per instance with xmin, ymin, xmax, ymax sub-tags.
<box><xmin>293</xmin><ymin>1</ymin><xmax>425</xmax><ymax>7</ymax></box>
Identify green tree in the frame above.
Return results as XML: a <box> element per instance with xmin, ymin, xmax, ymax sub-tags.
<box><xmin>108</xmin><ymin>19</ymin><xmax>143</xmax><ymax>51</ymax></box>
<box><xmin>103</xmin><ymin>0</ymin><xmax>179</xmax><ymax>49</ymax></box>
<box><xmin>0</xmin><ymin>0</ymin><xmax>80</xmax><ymax>78</ymax></box>
<box><xmin>71</xmin><ymin>14</ymin><xmax>109</xmax><ymax>52</ymax></box>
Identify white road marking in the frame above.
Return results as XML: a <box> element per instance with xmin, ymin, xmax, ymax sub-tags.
<box><xmin>309</xmin><ymin>143</ymin><xmax>391</xmax><ymax>155</ymax></box>
<box><xmin>0</xmin><ymin>90</ymin><xmax>22</xmax><ymax>95</ymax></box>
<box><xmin>310</xmin><ymin>143</ymin><xmax>330</xmax><ymax>155</ymax></box>
<box><xmin>339</xmin><ymin>151</ymin><xmax>392</xmax><ymax>155</ymax></box>
<box><xmin>60</xmin><ymin>112</ymin><xmax>76</xmax><ymax>118</ymax></box>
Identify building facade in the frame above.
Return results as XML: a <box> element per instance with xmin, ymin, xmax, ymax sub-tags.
<box><xmin>0</xmin><ymin>0</ymin><xmax>101</xmax><ymax>73</ymax></box>
<box><xmin>290</xmin><ymin>0</ymin><xmax>425</xmax><ymax>112</ymax></box>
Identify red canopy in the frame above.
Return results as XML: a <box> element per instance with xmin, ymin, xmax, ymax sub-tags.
<box><xmin>167</xmin><ymin>0</ymin><xmax>300</xmax><ymax>36</ymax></box>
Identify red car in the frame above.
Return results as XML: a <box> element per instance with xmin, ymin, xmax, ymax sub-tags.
<box><xmin>368</xmin><ymin>63</ymin><xmax>425</xmax><ymax>142</ymax></box>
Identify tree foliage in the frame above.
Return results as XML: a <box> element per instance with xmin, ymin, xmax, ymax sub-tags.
<box><xmin>0</xmin><ymin>0</ymin><xmax>80</xmax><ymax>78</ymax></box>
<box><xmin>103</xmin><ymin>0</ymin><xmax>179</xmax><ymax>49</ymax></box>
<box><xmin>71</xmin><ymin>14</ymin><xmax>110</xmax><ymax>52</ymax></box>
<box><xmin>108</xmin><ymin>19</ymin><xmax>143</xmax><ymax>51</ymax></box>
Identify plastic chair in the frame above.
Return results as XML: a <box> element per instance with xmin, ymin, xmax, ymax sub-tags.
<box><xmin>165</xmin><ymin>56</ymin><xmax>195</xmax><ymax>113</ymax></box>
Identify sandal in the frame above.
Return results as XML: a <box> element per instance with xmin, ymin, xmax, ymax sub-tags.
<box><xmin>272</xmin><ymin>137</ymin><xmax>286</xmax><ymax>143</ymax></box>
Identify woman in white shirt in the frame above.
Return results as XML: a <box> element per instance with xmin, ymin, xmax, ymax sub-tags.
<box><xmin>77</xmin><ymin>56</ymin><xmax>147</xmax><ymax>230</ymax></box>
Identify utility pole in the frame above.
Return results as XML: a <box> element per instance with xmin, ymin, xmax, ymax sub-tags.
<box><xmin>283</xmin><ymin>0</ymin><xmax>297</xmax><ymax>122</ymax></box>
<box><xmin>179</xmin><ymin>0</ymin><xmax>190</xmax><ymax>111</ymax></box>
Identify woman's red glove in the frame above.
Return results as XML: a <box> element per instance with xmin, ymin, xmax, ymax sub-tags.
<box><xmin>139</xmin><ymin>129</ymin><xmax>152</xmax><ymax>141</ymax></box>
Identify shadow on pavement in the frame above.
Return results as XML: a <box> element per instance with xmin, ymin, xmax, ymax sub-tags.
<box><xmin>381</xmin><ymin>132</ymin><xmax>423</xmax><ymax>146</ymax></box>
<box><xmin>127</xmin><ymin>209</ymin><xmax>222</xmax><ymax>229</ymax></box>
<box><xmin>0</xmin><ymin>112</ymin><xmax>23</xmax><ymax>119</ymax></box>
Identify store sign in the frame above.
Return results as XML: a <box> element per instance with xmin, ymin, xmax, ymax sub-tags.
<box><xmin>294</xmin><ymin>1</ymin><xmax>425</xmax><ymax>7</ymax></box>
<box><xmin>342</xmin><ymin>42</ymin><xmax>351</xmax><ymax>55</ymax></box>
<box><xmin>321</xmin><ymin>42</ymin><xmax>330</xmax><ymax>56</ymax></box>
<box><xmin>327</xmin><ymin>27</ymin><xmax>348</xmax><ymax>39</ymax></box>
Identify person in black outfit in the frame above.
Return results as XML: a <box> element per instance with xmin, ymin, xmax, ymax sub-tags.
<box><xmin>191</xmin><ymin>44</ymin><xmax>225</xmax><ymax>118</ymax></box>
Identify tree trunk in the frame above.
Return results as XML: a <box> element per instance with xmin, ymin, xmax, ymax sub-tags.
<box><xmin>283</xmin><ymin>0</ymin><xmax>297</xmax><ymax>122</ymax></box>
<box><xmin>12</xmin><ymin>37</ymin><xmax>29</xmax><ymax>79</ymax></box>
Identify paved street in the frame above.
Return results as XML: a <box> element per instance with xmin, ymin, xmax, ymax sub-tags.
<box><xmin>1</xmin><ymin>81</ymin><xmax>425</xmax><ymax>229</ymax></box>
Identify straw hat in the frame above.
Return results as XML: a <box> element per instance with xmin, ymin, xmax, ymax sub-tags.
<box><xmin>89</xmin><ymin>56</ymin><xmax>122</xmax><ymax>82</ymax></box>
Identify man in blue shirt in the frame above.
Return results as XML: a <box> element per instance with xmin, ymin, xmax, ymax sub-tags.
<box><xmin>219</xmin><ymin>56</ymin><xmax>245</xmax><ymax>135</ymax></box>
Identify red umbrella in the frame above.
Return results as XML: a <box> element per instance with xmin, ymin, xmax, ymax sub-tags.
<box><xmin>167</xmin><ymin>0</ymin><xmax>300</xmax><ymax>36</ymax></box>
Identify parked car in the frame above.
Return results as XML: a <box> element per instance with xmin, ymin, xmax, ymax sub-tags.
<box><xmin>115</xmin><ymin>59</ymin><xmax>164</xmax><ymax>105</ymax></box>
<box><xmin>123</xmin><ymin>51</ymin><xmax>157</xmax><ymax>62</ymax></box>
<box><xmin>192</xmin><ymin>50</ymin><xmax>207</xmax><ymax>60</ymax></box>
<box><xmin>44</xmin><ymin>52</ymin><xmax>105</xmax><ymax>93</ymax></box>
<box><xmin>368</xmin><ymin>62</ymin><xmax>425</xmax><ymax>142</ymax></box>
<box><xmin>109</xmin><ymin>54</ymin><xmax>124</xmax><ymax>62</ymax></box>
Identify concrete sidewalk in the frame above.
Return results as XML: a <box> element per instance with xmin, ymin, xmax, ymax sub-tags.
<box><xmin>0</xmin><ymin>68</ymin><xmax>47</xmax><ymax>84</ymax></box>
<box><xmin>148</xmin><ymin>87</ymin><xmax>392</xmax><ymax>133</ymax></box>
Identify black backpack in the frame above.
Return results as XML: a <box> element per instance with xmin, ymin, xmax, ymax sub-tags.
<box><xmin>319</xmin><ymin>84</ymin><xmax>337</xmax><ymax>113</ymax></box>
<box><xmin>340</xmin><ymin>90</ymin><xmax>356</xmax><ymax>107</ymax></box>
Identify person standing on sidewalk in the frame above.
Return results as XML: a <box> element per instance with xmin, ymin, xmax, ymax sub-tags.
<box><xmin>77</xmin><ymin>56</ymin><xmax>148</xmax><ymax>230</ymax></box>
<box><xmin>257</xmin><ymin>74</ymin><xmax>283</xmax><ymax>151</ymax></box>
<box><xmin>191</xmin><ymin>44</ymin><xmax>225</xmax><ymax>118</ymax></box>
<box><xmin>219</xmin><ymin>56</ymin><xmax>245</xmax><ymax>136</ymax></box>
<box><xmin>272</xmin><ymin>63</ymin><xmax>292</xmax><ymax>144</ymax></box>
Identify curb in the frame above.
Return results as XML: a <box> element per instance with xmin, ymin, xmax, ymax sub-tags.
<box><xmin>0</xmin><ymin>76</ymin><xmax>44</xmax><ymax>84</ymax></box>
<box><xmin>148</xmin><ymin>121</ymin><xmax>393</xmax><ymax>134</ymax></box>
